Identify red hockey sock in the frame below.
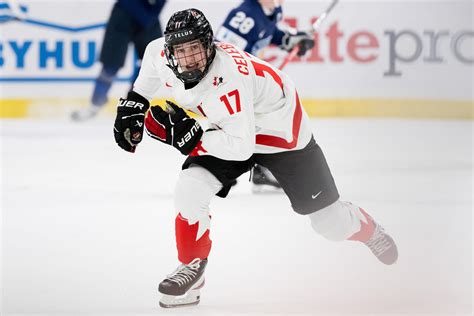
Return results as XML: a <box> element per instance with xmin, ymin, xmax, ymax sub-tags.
<box><xmin>348</xmin><ymin>208</ymin><xmax>375</xmax><ymax>243</ymax></box>
<box><xmin>175</xmin><ymin>213</ymin><xmax>212</xmax><ymax>264</ymax></box>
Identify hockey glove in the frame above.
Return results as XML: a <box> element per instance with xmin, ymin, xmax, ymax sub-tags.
<box><xmin>280</xmin><ymin>31</ymin><xmax>315</xmax><ymax>57</ymax></box>
<box><xmin>114</xmin><ymin>91</ymin><xmax>150</xmax><ymax>153</ymax></box>
<box><xmin>145</xmin><ymin>101</ymin><xmax>203</xmax><ymax>156</ymax></box>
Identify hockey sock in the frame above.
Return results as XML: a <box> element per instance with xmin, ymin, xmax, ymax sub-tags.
<box><xmin>91</xmin><ymin>66</ymin><xmax>119</xmax><ymax>106</ymax></box>
<box><xmin>348</xmin><ymin>207</ymin><xmax>375</xmax><ymax>242</ymax></box>
<box><xmin>175</xmin><ymin>213</ymin><xmax>212</xmax><ymax>264</ymax></box>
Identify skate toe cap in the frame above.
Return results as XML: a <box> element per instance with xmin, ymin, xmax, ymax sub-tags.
<box><xmin>159</xmin><ymin>281</ymin><xmax>186</xmax><ymax>296</ymax></box>
<box><xmin>379</xmin><ymin>238</ymin><xmax>398</xmax><ymax>265</ymax></box>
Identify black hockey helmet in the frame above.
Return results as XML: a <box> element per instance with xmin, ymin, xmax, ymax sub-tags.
<box><xmin>164</xmin><ymin>8</ymin><xmax>216</xmax><ymax>84</ymax></box>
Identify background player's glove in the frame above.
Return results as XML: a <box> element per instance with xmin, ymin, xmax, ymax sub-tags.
<box><xmin>145</xmin><ymin>101</ymin><xmax>203</xmax><ymax>155</ymax></box>
<box><xmin>280</xmin><ymin>31</ymin><xmax>315</xmax><ymax>56</ymax></box>
<box><xmin>114</xmin><ymin>91</ymin><xmax>150</xmax><ymax>153</ymax></box>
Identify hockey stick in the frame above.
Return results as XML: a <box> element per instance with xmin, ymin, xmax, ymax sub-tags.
<box><xmin>278</xmin><ymin>0</ymin><xmax>339</xmax><ymax>70</ymax></box>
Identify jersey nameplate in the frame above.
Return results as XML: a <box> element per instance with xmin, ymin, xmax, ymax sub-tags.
<box><xmin>217</xmin><ymin>42</ymin><xmax>249</xmax><ymax>76</ymax></box>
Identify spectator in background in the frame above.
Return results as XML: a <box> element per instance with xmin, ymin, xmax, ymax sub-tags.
<box><xmin>72</xmin><ymin>0</ymin><xmax>166</xmax><ymax>121</ymax></box>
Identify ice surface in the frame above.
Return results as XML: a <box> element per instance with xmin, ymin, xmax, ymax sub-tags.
<box><xmin>1</xmin><ymin>118</ymin><xmax>472</xmax><ymax>315</ymax></box>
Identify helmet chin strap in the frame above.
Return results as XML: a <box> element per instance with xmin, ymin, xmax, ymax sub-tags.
<box><xmin>180</xmin><ymin>68</ymin><xmax>204</xmax><ymax>83</ymax></box>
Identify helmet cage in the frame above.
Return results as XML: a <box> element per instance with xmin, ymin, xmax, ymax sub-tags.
<box><xmin>164</xmin><ymin>9</ymin><xmax>216</xmax><ymax>84</ymax></box>
<box><xmin>164</xmin><ymin>30</ymin><xmax>215</xmax><ymax>83</ymax></box>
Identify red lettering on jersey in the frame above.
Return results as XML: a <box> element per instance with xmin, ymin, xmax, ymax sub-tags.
<box><xmin>256</xmin><ymin>91</ymin><xmax>303</xmax><ymax>149</ymax></box>
<box><xmin>219</xmin><ymin>89</ymin><xmax>241</xmax><ymax>115</ymax></box>
<box><xmin>217</xmin><ymin>42</ymin><xmax>249</xmax><ymax>75</ymax></box>
<box><xmin>229</xmin><ymin>89</ymin><xmax>241</xmax><ymax>113</ymax></box>
<box><xmin>251</xmin><ymin>60</ymin><xmax>284</xmax><ymax>91</ymax></box>
<box><xmin>237</xmin><ymin>65</ymin><xmax>249</xmax><ymax>75</ymax></box>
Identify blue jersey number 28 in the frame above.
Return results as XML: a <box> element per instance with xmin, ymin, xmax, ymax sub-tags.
<box><xmin>229</xmin><ymin>11</ymin><xmax>255</xmax><ymax>35</ymax></box>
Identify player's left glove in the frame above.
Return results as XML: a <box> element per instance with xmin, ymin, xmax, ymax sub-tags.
<box><xmin>145</xmin><ymin>101</ymin><xmax>203</xmax><ymax>155</ymax></box>
<box><xmin>280</xmin><ymin>30</ymin><xmax>315</xmax><ymax>57</ymax></box>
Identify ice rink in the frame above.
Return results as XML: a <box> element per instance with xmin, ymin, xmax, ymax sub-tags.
<box><xmin>1</xmin><ymin>117</ymin><xmax>472</xmax><ymax>315</ymax></box>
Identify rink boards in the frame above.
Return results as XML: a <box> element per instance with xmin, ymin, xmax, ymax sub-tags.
<box><xmin>0</xmin><ymin>97</ymin><xmax>472</xmax><ymax>120</ymax></box>
<box><xmin>0</xmin><ymin>0</ymin><xmax>472</xmax><ymax>119</ymax></box>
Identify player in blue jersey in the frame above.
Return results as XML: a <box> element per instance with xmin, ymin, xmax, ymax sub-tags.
<box><xmin>215</xmin><ymin>0</ymin><xmax>314</xmax><ymax>192</ymax></box>
<box><xmin>72</xmin><ymin>0</ymin><xmax>166</xmax><ymax>121</ymax></box>
<box><xmin>216</xmin><ymin>0</ymin><xmax>314</xmax><ymax>58</ymax></box>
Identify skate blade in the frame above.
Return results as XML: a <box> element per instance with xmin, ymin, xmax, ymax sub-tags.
<box><xmin>159</xmin><ymin>289</ymin><xmax>200</xmax><ymax>308</ymax></box>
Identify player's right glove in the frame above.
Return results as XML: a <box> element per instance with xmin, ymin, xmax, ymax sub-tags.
<box><xmin>113</xmin><ymin>91</ymin><xmax>150</xmax><ymax>153</ymax></box>
<box><xmin>280</xmin><ymin>30</ymin><xmax>315</xmax><ymax>57</ymax></box>
<box><xmin>145</xmin><ymin>101</ymin><xmax>203</xmax><ymax>155</ymax></box>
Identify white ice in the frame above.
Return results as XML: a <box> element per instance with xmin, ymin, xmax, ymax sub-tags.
<box><xmin>1</xmin><ymin>118</ymin><xmax>472</xmax><ymax>315</ymax></box>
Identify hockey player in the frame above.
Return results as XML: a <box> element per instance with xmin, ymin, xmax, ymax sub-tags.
<box><xmin>71</xmin><ymin>0</ymin><xmax>166</xmax><ymax>121</ymax></box>
<box><xmin>113</xmin><ymin>9</ymin><xmax>398</xmax><ymax>308</ymax></box>
<box><xmin>215</xmin><ymin>0</ymin><xmax>315</xmax><ymax>191</ymax></box>
<box><xmin>216</xmin><ymin>0</ymin><xmax>314</xmax><ymax>57</ymax></box>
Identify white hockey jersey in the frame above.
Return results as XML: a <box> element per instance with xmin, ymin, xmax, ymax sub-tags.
<box><xmin>133</xmin><ymin>37</ymin><xmax>313</xmax><ymax>161</ymax></box>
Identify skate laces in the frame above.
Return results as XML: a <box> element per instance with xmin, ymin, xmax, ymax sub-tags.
<box><xmin>167</xmin><ymin>259</ymin><xmax>201</xmax><ymax>286</ymax></box>
<box><xmin>364</xmin><ymin>224</ymin><xmax>392</xmax><ymax>256</ymax></box>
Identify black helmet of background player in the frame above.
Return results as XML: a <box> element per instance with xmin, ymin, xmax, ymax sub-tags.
<box><xmin>164</xmin><ymin>8</ymin><xmax>216</xmax><ymax>84</ymax></box>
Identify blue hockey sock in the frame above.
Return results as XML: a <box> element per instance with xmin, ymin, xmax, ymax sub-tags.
<box><xmin>91</xmin><ymin>66</ymin><xmax>119</xmax><ymax>107</ymax></box>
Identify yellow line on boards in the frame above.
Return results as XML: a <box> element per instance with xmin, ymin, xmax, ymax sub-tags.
<box><xmin>0</xmin><ymin>99</ymin><xmax>30</xmax><ymax>118</ymax></box>
<box><xmin>302</xmin><ymin>99</ymin><xmax>473</xmax><ymax>120</ymax></box>
<box><xmin>0</xmin><ymin>98</ymin><xmax>473</xmax><ymax>120</ymax></box>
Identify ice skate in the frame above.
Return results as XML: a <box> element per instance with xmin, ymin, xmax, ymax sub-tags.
<box><xmin>363</xmin><ymin>219</ymin><xmax>398</xmax><ymax>265</ymax></box>
<box><xmin>158</xmin><ymin>258</ymin><xmax>207</xmax><ymax>308</ymax></box>
<box><xmin>350</xmin><ymin>208</ymin><xmax>398</xmax><ymax>265</ymax></box>
<box><xmin>251</xmin><ymin>165</ymin><xmax>282</xmax><ymax>193</ymax></box>
<box><xmin>71</xmin><ymin>106</ymin><xmax>100</xmax><ymax>122</ymax></box>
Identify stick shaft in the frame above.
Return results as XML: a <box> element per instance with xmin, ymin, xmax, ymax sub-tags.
<box><xmin>278</xmin><ymin>0</ymin><xmax>339</xmax><ymax>70</ymax></box>
<box><xmin>311</xmin><ymin>0</ymin><xmax>339</xmax><ymax>31</ymax></box>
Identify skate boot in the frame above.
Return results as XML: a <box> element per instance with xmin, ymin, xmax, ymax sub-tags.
<box><xmin>158</xmin><ymin>258</ymin><xmax>207</xmax><ymax>308</ymax></box>
<box><xmin>71</xmin><ymin>105</ymin><xmax>100</xmax><ymax>121</ymax></box>
<box><xmin>251</xmin><ymin>165</ymin><xmax>282</xmax><ymax>193</ymax></box>
<box><xmin>350</xmin><ymin>208</ymin><xmax>398</xmax><ymax>265</ymax></box>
